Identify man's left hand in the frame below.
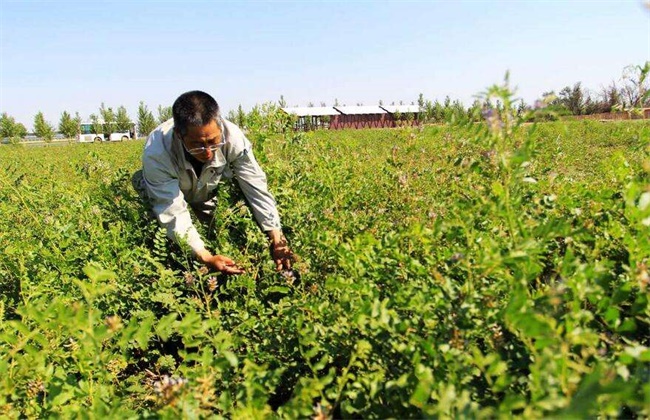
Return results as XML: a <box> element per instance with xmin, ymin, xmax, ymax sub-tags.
<box><xmin>267</xmin><ymin>230</ymin><xmax>293</xmax><ymax>271</ymax></box>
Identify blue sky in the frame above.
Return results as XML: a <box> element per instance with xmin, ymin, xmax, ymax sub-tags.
<box><xmin>1</xmin><ymin>0</ymin><xmax>649</xmax><ymax>129</ymax></box>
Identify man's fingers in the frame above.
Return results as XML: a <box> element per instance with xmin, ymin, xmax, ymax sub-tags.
<box><xmin>209</xmin><ymin>261</ymin><xmax>244</xmax><ymax>274</ymax></box>
<box><xmin>208</xmin><ymin>255</ymin><xmax>245</xmax><ymax>274</ymax></box>
<box><xmin>223</xmin><ymin>265</ymin><xmax>244</xmax><ymax>274</ymax></box>
<box><xmin>275</xmin><ymin>258</ymin><xmax>292</xmax><ymax>271</ymax></box>
<box><xmin>271</xmin><ymin>244</ymin><xmax>294</xmax><ymax>272</ymax></box>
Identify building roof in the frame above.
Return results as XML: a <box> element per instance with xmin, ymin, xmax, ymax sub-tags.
<box><xmin>333</xmin><ymin>106</ymin><xmax>387</xmax><ymax>115</ymax></box>
<box><xmin>281</xmin><ymin>107</ymin><xmax>341</xmax><ymax>116</ymax></box>
<box><xmin>281</xmin><ymin>104</ymin><xmax>420</xmax><ymax>116</ymax></box>
<box><xmin>380</xmin><ymin>105</ymin><xmax>420</xmax><ymax>113</ymax></box>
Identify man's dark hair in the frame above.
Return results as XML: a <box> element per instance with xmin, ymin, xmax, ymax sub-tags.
<box><xmin>172</xmin><ymin>91</ymin><xmax>220</xmax><ymax>136</ymax></box>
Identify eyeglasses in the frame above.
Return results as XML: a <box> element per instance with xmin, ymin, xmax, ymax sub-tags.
<box><xmin>183</xmin><ymin>141</ymin><xmax>225</xmax><ymax>155</ymax></box>
<box><xmin>180</xmin><ymin>120</ymin><xmax>226</xmax><ymax>155</ymax></box>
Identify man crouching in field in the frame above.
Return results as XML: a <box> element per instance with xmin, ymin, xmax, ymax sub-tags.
<box><xmin>133</xmin><ymin>90</ymin><xmax>293</xmax><ymax>274</ymax></box>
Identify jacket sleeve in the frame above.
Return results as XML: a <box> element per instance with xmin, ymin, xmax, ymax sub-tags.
<box><xmin>229</xmin><ymin>145</ymin><xmax>282</xmax><ymax>232</ymax></box>
<box><xmin>142</xmin><ymin>151</ymin><xmax>206</xmax><ymax>254</ymax></box>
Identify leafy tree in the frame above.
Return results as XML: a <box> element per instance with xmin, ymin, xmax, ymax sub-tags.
<box><xmin>468</xmin><ymin>99</ymin><xmax>483</xmax><ymax>122</ymax></box>
<box><xmin>451</xmin><ymin>99</ymin><xmax>466</xmax><ymax>121</ymax></box>
<box><xmin>417</xmin><ymin>93</ymin><xmax>425</xmax><ymax>110</ymax></box>
<box><xmin>1</xmin><ymin>113</ymin><xmax>15</xmax><ymax>139</ymax></box>
<box><xmin>58</xmin><ymin>111</ymin><xmax>79</xmax><ymax>139</ymax></box>
<box><xmin>236</xmin><ymin>105</ymin><xmax>247</xmax><ymax>128</ymax></box>
<box><xmin>157</xmin><ymin>105</ymin><xmax>172</xmax><ymax>124</ymax></box>
<box><xmin>516</xmin><ymin>100</ymin><xmax>528</xmax><ymax>117</ymax></box>
<box><xmin>137</xmin><ymin>101</ymin><xmax>156</xmax><ymax>138</ymax></box>
<box><xmin>115</xmin><ymin>106</ymin><xmax>133</xmax><ymax>132</ymax></box>
<box><xmin>432</xmin><ymin>100</ymin><xmax>444</xmax><ymax>123</ymax></box>
<box><xmin>416</xmin><ymin>93</ymin><xmax>433</xmax><ymax>123</ymax></box>
<box><xmin>598</xmin><ymin>82</ymin><xmax>622</xmax><ymax>113</ymax></box>
<box><xmin>1</xmin><ymin>113</ymin><xmax>27</xmax><ymax>140</ymax></box>
<box><xmin>620</xmin><ymin>61</ymin><xmax>650</xmax><ymax>109</ymax></box>
<box><xmin>90</xmin><ymin>114</ymin><xmax>103</xmax><ymax>136</ymax></box>
<box><xmin>422</xmin><ymin>99</ymin><xmax>435</xmax><ymax>123</ymax></box>
<box><xmin>247</xmin><ymin>105</ymin><xmax>263</xmax><ymax>130</ymax></box>
<box><xmin>556</xmin><ymin>83</ymin><xmax>586</xmax><ymax>115</ymax></box>
<box><xmin>442</xmin><ymin>96</ymin><xmax>454</xmax><ymax>121</ymax></box>
<box><xmin>33</xmin><ymin>111</ymin><xmax>55</xmax><ymax>142</ymax></box>
<box><xmin>15</xmin><ymin>122</ymin><xmax>27</xmax><ymax>139</ymax></box>
<box><xmin>393</xmin><ymin>109</ymin><xmax>402</xmax><ymax>127</ymax></box>
<box><xmin>583</xmin><ymin>95</ymin><xmax>600</xmax><ymax>115</ymax></box>
<box><xmin>321</xmin><ymin>114</ymin><xmax>331</xmax><ymax>126</ymax></box>
<box><xmin>278</xmin><ymin>95</ymin><xmax>287</xmax><ymax>107</ymax></box>
<box><xmin>99</xmin><ymin>103</ymin><xmax>115</xmax><ymax>126</ymax></box>
<box><xmin>405</xmin><ymin>111</ymin><xmax>414</xmax><ymax>126</ymax></box>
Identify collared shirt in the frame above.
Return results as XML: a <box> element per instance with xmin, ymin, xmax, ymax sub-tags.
<box><xmin>141</xmin><ymin>118</ymin><xmax>282</xmax><ymax>253</ymax></box>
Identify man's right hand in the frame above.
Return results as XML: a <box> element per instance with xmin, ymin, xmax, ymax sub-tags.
<box><xmin>196</xmin><ymin>249</ymin><xmax>245</xmax><ymax>275</ymax></box>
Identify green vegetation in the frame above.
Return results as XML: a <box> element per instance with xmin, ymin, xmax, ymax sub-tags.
<box><xmin>115</xmin><ymin>106</ymin><xmax>134</xmax><ymax>133</ymax></box>
<box><xmin>58</xmin><ymin>111</ymin><xmax>82</xmax><ymax>140</ymax></box>
<box><xmin>1</xmin><ymin>62</ymin><xmax>648</xmax><ymax>142</ymax></box>
<box><xmin>0</xmin><ymin>98</ymin><xmax>648</xmax><ymax>417</ymax></box>
<box><xmin>157</xmin><ymin>105</ymin><xmax>173</xmax><ymax>125</ymax></box>
<box><xmin>33</xmin><ymin>111</ymin><xmax>55</xmax><ymax>143</ymax></box>
<box><xmin>0</xmin><ymin>113</ymin><xmax>27</xmax><ymax>143</ymax></box>
<box><xmin>137</xmin><ymin>101</ymin><xmax>157</xmax><ymax>138</ymax></box>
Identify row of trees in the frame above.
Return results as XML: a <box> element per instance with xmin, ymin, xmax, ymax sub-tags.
<box><xmin>547</xmin><ymin>63</ymin><xmax>650</xmax><ymax>116</ymax></box>
<box><xmin>3</xmin><ymin>63</ymin><xmax>648</xmax><ymax>141</ymax></box>
<box><xmin>0</xmin><ymin>103</ymin><xmax>173</xmax><ymax>143</ymax></box>
<box><xmin>413</xmin><ymin>63</ymin><xmax>648</xmax><ymax>124</ymax></box>
<box><xmin>233</xmin><ymin>62</ymin><xmax>650</xmax><ymax>128</ymax></box>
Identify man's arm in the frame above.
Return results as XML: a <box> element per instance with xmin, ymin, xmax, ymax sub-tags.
<box><xmin>143</xmin><ymin>152</ymin><xmax>244</xmax><ymax>274</ymax></box>
<box><xmin>266</xmin><ymin>229</ymin><xmax>292</xmax><ymax>271</ymax></box>
<box><xmin>229</xmin><ymin>147</ymin><xmax>293</xmax><ymax>270</ymax></box>
<box><xmin>195</xmin><ymin>249</ymin><xmax>245</xmax><ymax>275</ymax></box>
<box><xmin>143</xmin><ymin>157</ymin><xmax>205</xmax><ymax>253</ymax></box>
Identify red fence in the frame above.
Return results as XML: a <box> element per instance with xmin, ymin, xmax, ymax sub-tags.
<box><xmin>328</xmin><ymin>114</ymin><xmax>420</xmax><ymax>130</ymax></box>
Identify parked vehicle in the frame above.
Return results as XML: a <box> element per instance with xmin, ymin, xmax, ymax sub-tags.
<box><xmin>78</xmin><ymin>121</ymin><xmax>136</xmax><ymax>142</ymax></box>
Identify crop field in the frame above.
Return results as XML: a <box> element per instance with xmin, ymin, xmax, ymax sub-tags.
<box><xmin>0</xmin><ymin>118</ymin><xmax>649</xmax><ymax>417</ymax></box>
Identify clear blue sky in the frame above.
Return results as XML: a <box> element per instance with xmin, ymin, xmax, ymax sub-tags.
<box><xmin>1</xmin><ymin>0</ymin><xmax>649</xmax><ymax>130</ymax></box>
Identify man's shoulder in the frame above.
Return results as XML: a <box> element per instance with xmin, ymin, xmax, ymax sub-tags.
<box><xmin>222</xmin><ymin>118</ymin><xmax>245</xmax><ymax>141</ymax></box>
<box><xmin>144</xmin><ymin>119</ymin><xmax>174</xmax><ymax>155</ymax></box>
<box><xmin>222</xmin><ymin>118</ymin><xmax>251</xmax><ymax>158</ymax></box>
<box><xmin>148</xmin><ymin>119</ymin><xmax>174</xmax><ymax>143</ymax></box>
<box><xmin>143</xmin><ymin>118</ymin><xmax>176</xmax><ymax>170</ymax></box>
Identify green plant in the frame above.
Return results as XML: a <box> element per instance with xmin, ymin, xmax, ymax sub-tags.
<box><xmin>0</xmin><ymin>79</ymin><xmax>648</xmax><ymax>417</ymax></box>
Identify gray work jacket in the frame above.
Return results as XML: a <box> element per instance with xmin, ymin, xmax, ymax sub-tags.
<box><xmin>141</xmin><ymin>118</ymin><xmax>281</xmax><ymax>253</ymax></box>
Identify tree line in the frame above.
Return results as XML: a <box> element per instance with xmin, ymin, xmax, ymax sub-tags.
<box><xmin>0</xmin><ymin>102</ymin><xmax>172</xmax><ymax>143</ymax></box>
<box><xmin>2</xmin><ymin>63</ymin><xmax>648</xmax><ymax>142</ymax></box>
<box><xmin>219</xmin><ymin>63</ymin><xmax>649</xmax><ymax>132</ymax></box>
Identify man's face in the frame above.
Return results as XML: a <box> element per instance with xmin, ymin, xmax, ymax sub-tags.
<box><xmin>178</xmin><ymin>119</ymin><xmax>223</xmax><ymax>163</ymax></box>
